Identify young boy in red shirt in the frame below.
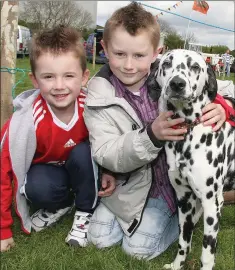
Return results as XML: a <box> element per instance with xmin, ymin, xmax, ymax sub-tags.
<box><xmin>0</xmin><ymin>26</ymin><xmax>115</xmax><ymax>252</ymax></box>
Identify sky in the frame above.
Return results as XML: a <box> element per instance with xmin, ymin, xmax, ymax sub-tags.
<box><xmin>96</xmin><ymin>1</ymin><xmax>235</xmax><ymax>50</ymax></box>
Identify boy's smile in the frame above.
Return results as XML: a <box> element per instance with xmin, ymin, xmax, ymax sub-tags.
<box><xmin>102</xmin><ymin>26</ymin><xmax>159</xmax><ymax>92</ymax></box>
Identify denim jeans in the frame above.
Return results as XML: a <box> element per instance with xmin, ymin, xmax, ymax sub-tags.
<box><xmin>87</xmin><ymin>196</ymin><xmax>179</xmax><ymax>260</ymax></box>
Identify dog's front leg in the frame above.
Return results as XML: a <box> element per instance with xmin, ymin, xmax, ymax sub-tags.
<box><xmin>164</xmin><ymin>177</ymin><xmax>197</xmax><ymax>270</ymax></box>
<box><xmin>200</xmin><ymin>189</ymin><xmax>223</xmax><ymax>270</ymax></box>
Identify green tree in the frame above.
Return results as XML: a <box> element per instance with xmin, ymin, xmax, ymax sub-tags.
<box><xmin>165</xmin><ymin>32</ymin><xmax>184</xmax><ymax>50</ymax></box>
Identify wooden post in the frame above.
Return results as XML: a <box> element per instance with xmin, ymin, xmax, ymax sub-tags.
<box><xmin>92</xmin><ymin>36</ymin><xmax>96</xmax><ymax>71</ymax></box>
<box><xmin>1</xmin><ymin>1</ymin><xmax>19</xmax><ymax>128</ymax></box>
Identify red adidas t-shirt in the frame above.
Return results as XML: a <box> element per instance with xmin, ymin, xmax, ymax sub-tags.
<box><xmin>32</xmin><ymin>92</ymin><xmax>88</xmax><ymax>165</ymax></box>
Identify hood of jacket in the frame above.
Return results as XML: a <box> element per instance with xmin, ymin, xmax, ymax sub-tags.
<box><xmin>13</xmin><ymin>89</ymin><xmax>40</xmax><ymax>112</ymax></box>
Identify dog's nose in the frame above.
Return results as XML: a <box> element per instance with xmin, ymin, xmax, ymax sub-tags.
<box><xmin>169</xmin><ymin>76</ymin><xmax>186</xmax><ymax>92</ymax></box>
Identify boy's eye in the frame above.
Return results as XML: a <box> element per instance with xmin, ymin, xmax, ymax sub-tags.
<box><xmin>135</xmin><ymin>54</ymin><xmax>144</xmax><ymax>58</ymax></box>
<box><xmin>115</xmin><ymin>52</ymin><xmax>124</xmax><ymax>57</ymax></box>
<box><xmin>66</xmin><ymin>74</ymin><xmax>74</xmax><ymax>78</ymax></box>
<box><xmin>44</xmin><ymin>75</ymin><xmax>53</xmax><ymax>79</ymax></box>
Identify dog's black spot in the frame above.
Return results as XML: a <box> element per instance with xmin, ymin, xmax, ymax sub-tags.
<box><xmin>206</xmin><ymin>191</ymin><xmax>213</xmax><ymax>199</ymax></box>
<box><xmin>179</xmin><ymin>250</ymin><xmax>184</xmax><ymax>255</ymax></box>
<box><xmin>203</xmin><ymin>235</ymin><xmax>217</xmax><ymax>254</ymax></box>
<box><xmin>217</xmin><ymin>153</ymin><xmax>223</xmax><ymax>164</ymax></box>
<box><xmin>181</xmin><ymin>63</ymin><xmax>186</xmax><ymax>69</ymax></box>
<box><xmin>207</xmin><ymin>151</ymin><xmax>213</xmax><ymax>164</ymax></box>
<box><xmin>214</xmin><ymin>183</ymin><xmax>218</xmax><ymax>192</ymax></box>
<box><xmin>213</xmin><ymin>158</ymin><xmax>218</xmax><ymax>167</ymax></box>
<box><xmin>187</xmin><ymin>57</ymin><xmax>192</xmax><ymax>68</ymax></box>
<box><xmin>216</xmin><ymin>168</ymin><xmax>221</xmax><ymax>179</ymax></box>
<box><xmin>190</xmin><ymin>159</ymin><xmax>194</xmax><ymax>165</ymax></box>
<box><xmin>175</xmin><ymin>141</ymin><xmax>184</xmax><ymax>153</ymax></box>
<box><xmin>195</xmin><ymin>144</ymin><xmax>200</xmax><ymax>149</ymax></box>
<box><xmin>214</xmin><ymin>222</ymin><xmax>219</xmax><ymax>231</ymax></box>
<box><xmin>183</xmin><ymin>214</ymin><xmax>194</xmax><ymax>243</ymax></box>
<box><xmin>200</xmin><ymin>134</ymin><xmax>206</xmax><ymax>143</ymax></box>
<box><xmin>206</xmin><ymin>133</ymin><xmax>213</xmax><ymax>146</ymax></box>
<box><xmin>217</xmin><ymin>132</ymin><xmax>224</xmax><ymax>148</ymax></box>
<box><xmin>189</xmin><ymin>134</ymin><xmax>193</xmax><ymax>141</ymax></box>
<box><xmin>206</xmin><ymin>177</ymin><xmax>214</xmax><ymax>186</ymax></box>
<box><xmin>192</xmin><ymin>84</ymin><xmax>197</xmax><ymax>90</ymax></box>
<box><xmin>188</xmin><ymin>72</ymin><xmax>191</xmax><ymax>77</ymax></box>
<box><xmin>168</xmin><ymin>142</ymin><xmax>173</xmax><ymax>149</ymax></box>
<box><xmin>196</xmin><ymin>74</ymin><xmax>200</xmax><ymax>80</ymax></box>
<box><xmin>186</xmin><ymin>246</ymin><xmax>190</xmax><ymax>254</ymax></box>
<box><xmin>184</xmin><ymin>145</ymin><xmax>191</xmax><ymax>160</ymax></box>
<box><xmin>192</xmin><ymin>207</ymin><xmax>196</xmax><ymax>216</ymax></box>
<box><xmin>195</xmin><ymin>113</ymin><xmax>200</xmax><ymax>118</ymax></box>
<box><xmin>206</xmin><ymin>217</ymin><xmax>214</xmax><ymax>225</ymax></box>
<box><xmin>178</xmin><ymin>192</ymin><xmax>192</xmax><ymax>214</ymax></box>
<box><xmin>175</xmin><ymin>178</ymin><xmax>182</xmax><ymax>185</ymax></box>
<box><xmin>182</xmin><ymin>107</ymin><xmax>193</xmax><ymax>116</ymax></box>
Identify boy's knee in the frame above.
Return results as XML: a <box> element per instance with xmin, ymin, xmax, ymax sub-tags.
<box><xmin>67</xmin><ymin>140</ymin><xmax>91</xmax><ymax>167</ymax></box>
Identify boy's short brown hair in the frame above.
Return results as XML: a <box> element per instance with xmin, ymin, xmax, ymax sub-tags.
<box><xmin>29</xmin><ymin>26</ymin><xmax>86</xmax><ymax>75</ymax></box>
<box><xmin>103</xmin><ymin>2</ymin><xmax>160</xmax><ymax>50</ymax></box>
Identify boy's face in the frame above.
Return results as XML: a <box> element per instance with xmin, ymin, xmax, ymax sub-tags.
<box><xmin>102</xmin><ymin>26</ymin><xmax>159</xmax><ymax>92</ymax></box>
<box><xmin>29</xmin><ymin>51</ymin><xmax>89</xmax><ymax>112</ymax></box>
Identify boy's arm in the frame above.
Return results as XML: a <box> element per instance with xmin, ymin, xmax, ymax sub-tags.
<box><xmin>84</xmin><ymin>107</ymin><xmax>162</xmax><ymax>174</ymax></box>
<box><xmin>0</xmin><ymin>120</ymin><xmax>14</xmax><ymax>241</ymax></box>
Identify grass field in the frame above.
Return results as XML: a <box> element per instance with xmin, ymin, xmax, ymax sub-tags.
<box><xmin>1</xmin><ymin>57</ymin><xmax>234</xmax><ymax>270</ymax></box>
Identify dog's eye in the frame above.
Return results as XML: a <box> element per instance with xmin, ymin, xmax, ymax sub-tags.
<box><xmin>163</xmin><ymin>60</ymin><xmax>171</xmax><ymax>67</ymax></box>
<box><xmin>191</xmin><ymin>64</ymin><xmax>200</xmax><ymax>70</ymax></box>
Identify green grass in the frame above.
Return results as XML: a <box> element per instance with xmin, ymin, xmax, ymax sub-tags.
<box><xmin>1</xmin><ymin>206</ymin><xmax>234</xmax><ymax>270</ymax></box>
<box><xmin>4</xmin><ymin>57</ymin><xmax>234</xmax><ymax>270</ymax></box>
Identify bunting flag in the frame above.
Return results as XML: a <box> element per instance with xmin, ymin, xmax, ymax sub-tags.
<box><xmin>155</xmin><ymin>1</ymin><xmax>183</xmax><ymax>19</ymax></box>
<box><xmin>192</xmin><ymin>0</ymin><xmax>209</xmax><ymax>14</ymax></box>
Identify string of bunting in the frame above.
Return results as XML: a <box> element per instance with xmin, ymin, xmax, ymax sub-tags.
<box><xmin>155</xmin><ymin>1</ymin><xmax>183</xmax><ymax>19</ymax></box>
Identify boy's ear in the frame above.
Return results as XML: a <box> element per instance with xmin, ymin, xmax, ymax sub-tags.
<box><xmin>28</xmin><ymin>72</ymin><xmax>39</xmax><ymax>89</ymax></box>
<box><xmin>101</xmin><ymin>40</ymin><xmax>108</xmax><ymax>59</ymax></box>
<box><xmin>82</xmin><ymin>69</ymin><xmax>90</xmax><ymax>87</ymax></box>
<box><xmin>151</xmin><ymin>47</ymin><xmax>162</xmax><ymax>63</ymax></box>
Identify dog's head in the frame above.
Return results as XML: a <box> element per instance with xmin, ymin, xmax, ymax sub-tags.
<box><xmin>148</xmin><ymin>49</ymin><xmax>218</xmax><ymax>106</ymax></box>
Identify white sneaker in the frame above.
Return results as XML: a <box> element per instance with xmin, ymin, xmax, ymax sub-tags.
<box><xmin>31</xmin><ymin>206</ymin><xmax>73</xmax><ymax>232</ymax></box>
<box><xmin>65</xmin><ymin>210</ymin><xmax>92</xmax><ymax>247</ymax></box>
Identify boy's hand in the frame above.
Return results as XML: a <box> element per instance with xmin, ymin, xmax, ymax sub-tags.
<box><xmin>98</xmin><ymin>173</ymin><xmax>116</xmax><ymax>197</ymax></box>
<box><xmin>201</xmin><ymin>102</ymin><xmax>228</xmax><ymax>131</ymax></box>
<box><xmin>151</xmin><ymin>111</ymin><xmax>187</xmax><ymax>141</ymax></box>
<box><xmin>1</xmin><ymin>238</ymin><xmax>15</xmax><ymax>252</ymax></box>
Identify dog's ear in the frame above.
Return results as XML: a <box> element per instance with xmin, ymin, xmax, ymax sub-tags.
<box><xmin>206</xmin><ymin>63</ymin><xmax>218</xmax><ymax>101</ymax></box>
<box><xmin>147</xmin><ymin>59</ymin><xmax>162</xmax><ymax>102</ymax></box>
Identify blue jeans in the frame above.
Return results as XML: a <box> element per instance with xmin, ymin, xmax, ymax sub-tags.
<box><xmin>87</xmin><ymin>196</ymin><xmax>179</xmax><ymax>260</ymax></box>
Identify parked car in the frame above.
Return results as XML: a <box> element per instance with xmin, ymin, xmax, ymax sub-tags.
<box><xmin>17</xmin><ymin>25</ymin><xmax>31</xmax><ymax>58</ymax></box>
<box><xmin>86</xmin><ymin>29</ymin><xmax>108</xmax><ymax>64</ymax></box>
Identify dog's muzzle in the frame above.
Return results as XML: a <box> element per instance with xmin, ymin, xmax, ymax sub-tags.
<box><xmin>166</xmin><ymin>75</ymin><xmax>186</xmax><ymax>100</ymax></box>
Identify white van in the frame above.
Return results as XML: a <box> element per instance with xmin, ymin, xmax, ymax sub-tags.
<box><xmin>17</xmin><ymin>25</ymin><xmax>31</xmax><ymax>57</ymax></box>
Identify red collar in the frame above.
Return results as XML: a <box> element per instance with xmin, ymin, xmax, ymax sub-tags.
<box><xmin>172</xmin><ymin>94</ymin><xmax>235</xmax><ymax>130</ymax></box>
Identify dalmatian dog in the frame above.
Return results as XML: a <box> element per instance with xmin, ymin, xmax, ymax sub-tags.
<box><xmin>148</xmin><ymin>49</ymin><xmax>235</xmax><ymax>270</ymax></box>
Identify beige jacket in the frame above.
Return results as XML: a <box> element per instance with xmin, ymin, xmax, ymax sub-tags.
<box><xmin>84</xmin><ymin>70</ymin><xmax>163</xmax><ymax>236</ymax></box>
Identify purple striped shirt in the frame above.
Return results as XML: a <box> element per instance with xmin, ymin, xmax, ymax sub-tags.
<box><xmin>110</xmin><ymin>75</ymin><xmax>176</xmax><ymax>213</ymax></box>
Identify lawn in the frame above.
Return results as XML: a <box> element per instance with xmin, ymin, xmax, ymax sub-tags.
<box><xmin>1</xmin><ymin>57</ymin><xmax>234</xmax><ymax>270</ymax></box>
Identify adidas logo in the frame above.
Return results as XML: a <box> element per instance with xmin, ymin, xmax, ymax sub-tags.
<box><xmin>64</xmin><ymin>139</ymin><xmax>76</xmax><ymax>148</ymax></box>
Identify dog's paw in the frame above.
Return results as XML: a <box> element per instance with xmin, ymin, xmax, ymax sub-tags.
<box><xmin>163</xmin><ymin>263</ymin><xmax>175</xmax><ymax>270</ymax></box>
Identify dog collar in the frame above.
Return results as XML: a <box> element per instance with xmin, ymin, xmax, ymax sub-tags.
<box><xmin>171</xmin><ymin>94</ymin><xmax>235</xmax><ymax>130</ymax></box>
<box><xmin>171</xmin><ymin>118</ymin><xmax>201</xmax><ymax>130</ymax></box>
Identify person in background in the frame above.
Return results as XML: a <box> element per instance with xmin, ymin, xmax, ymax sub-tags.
<box><xmin>222</xmin><ymin>49</ymin><xmax>232</xmax><ymax>77</ymax></box>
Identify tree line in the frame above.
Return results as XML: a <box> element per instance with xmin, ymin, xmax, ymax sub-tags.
<box><xmin>19</xmin><ymin>1</ymin><xmax>233</xmax><ymax>56</ymax></box>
